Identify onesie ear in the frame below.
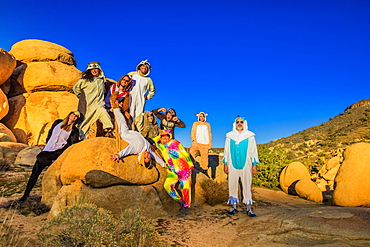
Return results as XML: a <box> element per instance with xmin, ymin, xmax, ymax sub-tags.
<box><xmin>195</xmin><ymin>113</ymin><xmax>199</xmax><ymax>116</ymax></box>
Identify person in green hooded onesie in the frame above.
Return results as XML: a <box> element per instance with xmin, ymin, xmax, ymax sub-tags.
<box><xmin>73</xmin><ymin>62</ymin><xmax>114</xmax><ymax>139</ymax></box>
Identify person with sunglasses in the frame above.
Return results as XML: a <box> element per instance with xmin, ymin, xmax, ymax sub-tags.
<box><xmin>223</xmin><ymin>116</ymin><xmax>259</xmax><ymax>217</ymax></box>
<box><xmin>104</xmin><ymin>74</ymin><xmax>133</xmax><ymax>124</ymax></box>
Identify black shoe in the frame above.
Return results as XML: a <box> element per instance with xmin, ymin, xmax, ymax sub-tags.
<box><xmin>227</xmin><ymin>207</ymin><xmax>238</xmax><ymax>215</ymax></box>
<box><xmin>246</xmin><ymin>209</ymin><xmax>257</xmax><ymax>217</ymax></box>
<box><xmin>18</xmin><ymin>194</ymin><xmax>29</xmax><ymax>202</ymax></box>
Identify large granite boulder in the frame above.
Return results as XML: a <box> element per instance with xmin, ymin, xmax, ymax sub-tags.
<box><xmin>279</xmin><ymin>162</ymin><xmax>311</xmax><ymax>194</ymax></box>
<box><xmin>0</xmin><ymin>89</ymin><xmax>9</xmax><ymax>120</ymax></box>
<box><xmin>0</xmin><ymin>142</ymin><xmax>29</xmax><ymax>163</ymax></box>
<box><xmin>0</xmin><ymin>123</ymin><xmax>16</xmax><ymax>142</ymax></box>
<box><xmin>12</xmin><ymin>91</ymin><xmax>78</xmax><ymax>145</ymax></box>
<box><xmin>20</xmin><ymin>61</ymin><xmax>81</xmax><ymax>92</ymax></box>
<box><xmin>9</xmin><ymin>39</ymin><xmax>76</xmax><ymax>66</ymax></box>
<box><xmin>333</xmin><ymin>143</ymin><xmax>370</xmax><ymax>207</ymax></box>
<box><xmin>14</xmin><ymin>146</ymin><xmax>43</xmax><ymax>166</ymax></box>
<box><xmin>295</xmin><ymin>178</ymin><xmax>323</xmax><ymax>203</ymax></box>
<box><xmin>42</xmin><ymin>137</ymin><xmax>207</xmax><ymax>219</ymax></box>
<box><xmin>0</xmin><ymin>49</ymin><xmax>16</xmax><ymax>86</ymax></box>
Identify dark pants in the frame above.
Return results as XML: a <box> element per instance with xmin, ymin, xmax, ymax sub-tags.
<box><xmin>23</xmin><ymin>149</ymin><xmax>64</xmax><ymax>196</ymax></box>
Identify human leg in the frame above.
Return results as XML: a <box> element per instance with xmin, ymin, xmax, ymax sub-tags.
<box><xmin>19</xmin><ymin>150</ymin><xmax>61</xmax><ymax>201</ymax></box>
<box><xmin>133</xmin><ymin>114</ymin><xmax>144</xmax><ymax>132</ymax></box>
<box><xmin>113</xmin><ymin>108</ymin><xmax>130</xmax><ymax>139</ymax></box>
<box><xmin>227</xmin><ymin>167</ymin><xmax>241</xmax><ymax>215</ymax></box>
<box><xmin>240</xmin><ymin>165</ymin><xmax>256</xmax><ymax>217</ymax></box>
<box><xmin>163</xmin><ymin>170</ymin><xmax>182</xmax><ymax>203</ymax></box>
<box><xmin>199</xmin><ymin>144</ymin><xmax>209</xmax><ymax>170</ymax></box>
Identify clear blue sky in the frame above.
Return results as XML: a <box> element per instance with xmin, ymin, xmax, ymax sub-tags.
<box><xmin>1</xmin><ymin>0</ymin><xmax>370</xmax><ymax>148</ymax></box>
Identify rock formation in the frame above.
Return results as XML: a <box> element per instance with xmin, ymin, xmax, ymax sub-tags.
<box><xmin>333</xmin><ymin>143</ymin><xmax>370</xmax><ymax>207</ymax></box>
<box><xmin>2</xmin><ymin>39</ymin><xmax>82</xmax><ymax>145</ymax></box>
<box><xmin>42</xmin><ymin>137</ymin><xmax>208</xmax><ymax>218</ymax></box>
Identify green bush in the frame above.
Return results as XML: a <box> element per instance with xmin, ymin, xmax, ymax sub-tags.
<box><xmin>252</xmin><ymin>145</ymin><xmax>291</xmax><ymax>189</ymax></box>
<box><xmin>37</xmin><ymin>204</ymin><xmax>165</xmax><ymax>247</ymax></box>
<box><xmin>199</xmin><ymin>180</ymin><xmax>229</xmax><ymax>206</ymax></box>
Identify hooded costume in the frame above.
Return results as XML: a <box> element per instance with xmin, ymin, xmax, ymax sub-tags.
<box><xmin>141</xmin><ymin>111</ymin><xmax>160</xmax><ymax>139</ymax></box>
<box><xmin>127</xmin><ymin>60</ymin><xmax>155</xmax><ymax>132</ymax></box>
<box><xmin>152</xmin><ymin>108</ymin><xmax>186</xmax><ymax>139</ymax></box>
<box><xmin>73</xmin><ymin>62</ymin><xmax>113</xmax><ymax>138</ymax></box>
<box><xmin>223</xmin><ymin>117</ymin><xmax>259</xmax><ymax>206</ymax></box>
<box><xmin>152</xmin><ymin>130</ymin><xmax>194</xmax><ymax>208</ymax></box>
<box><xmin>189</xmin><ymin>112</ymin><xmax>212</xmax><ymax>170</ymax></box>
<box><xmin>112</xmin><ymin>106</ymin><xmax>165</xmax><ymax>167</ymax></box>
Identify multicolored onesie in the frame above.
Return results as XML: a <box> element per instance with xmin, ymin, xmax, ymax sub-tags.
<box><xmin>153</xmin><ymin>130</ymin><xmax>194</xmax><ymax>207</ymax></box>
<box><xmin>189</xmin><ymin>112</ymin><xmax>212</xmax><ymax>170</ymax></box>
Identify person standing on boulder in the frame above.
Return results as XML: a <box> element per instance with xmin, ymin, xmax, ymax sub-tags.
<box><xmin>73</xmin><ymin>62</ymin><xmax>114</xmax><ymax>139</ymax></box>
<box><xmin>109</xmin><ymin>92</ymin><xmax>165</xmax><ymax>168</ymax></box>
<box><xmin>152</xmin><ymin>108</ymin><xmax>186</xmax><ymax>139</ymax></box>
<box><xmin>152</xmin><ymin>129</ymin><xmax>194</xmax><ymax>217</ymax></box>
<box><xmin>18</xmin><ymin>111</ymin><xmax>82</xmax><ymax>202</ymax></box>
<box><xmin>127</xmin><ymin>60</ymin><xmax>155</xmax><ymax>132</ymax></box>
<box><xmin>223</xmin><ymin>116</ymin><xmax>259</xmax><ymax>216</ymax></box>
<box><xmin>189</xmin><ymin>112</ymin><xmax>212</xmax><ymax>171</ymax></box>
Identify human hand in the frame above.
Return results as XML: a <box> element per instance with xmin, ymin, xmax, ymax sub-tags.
<box><xmin>110</xmin><ymin>154</ymin><xmax>119</xmax><ymax>161</ymax></box>
<box><xmin>144</xmin><ymin>95</ymin><xmax>148</xmax><ymax>100</ymax></box>
<box><xmin>173</xmin><ymin>116</ymin><xmax>179</xmax><ymax>122</ymax></box>
<box><xmin>252</xmin><ymin>165</ymin><xmax>257</xmax><ymax>175</ymax></box>
<box><xmin>224</xmin><ymin>164</ymin><xmax>229</xmax><ymax>174</ymax></box>
<box><xmin>160</xmin><ymin>108</ymin><xmax>166</xmax><ymax>112</ymax></box>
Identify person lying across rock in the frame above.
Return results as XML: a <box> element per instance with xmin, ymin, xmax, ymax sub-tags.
<box><xmin>109</xmin><ymin>92</ymin><xmax>165</xmax><ymax>168</ymax></box>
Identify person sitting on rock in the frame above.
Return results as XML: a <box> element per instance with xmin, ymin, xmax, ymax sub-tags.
<box><xmin>152</xmin><ymin>108</ymin><xmax>185</xmax><ymax>139</ymax></box>
<box><xmin>141</xmin><ymin>111</ymin><xmax>160</xmax><ymax>139</ymax></box>
<box><xmin>18</xmin><ymin>111</ymin><xmax>82</xmax><ymax>202</ymax></box>
<box><xmin>152</xmin><ymin>129</ymin><xmax>194</xmax><ymax>217</ymax></box>
<box><xmin>109</xmin><ymin>92</ymin><xmax>165</xmax><ymax>168</ymax></box>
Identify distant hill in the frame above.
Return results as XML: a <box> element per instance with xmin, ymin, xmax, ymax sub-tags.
<box><xmin>264</xmin><ymin>99</ymin><xmax>370</xmax><ymax>167</ymax></box>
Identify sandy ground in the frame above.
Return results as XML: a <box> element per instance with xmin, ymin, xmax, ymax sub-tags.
<box><xmin>1</xmin><ymin>187</ymin><xmax>370</xmax><ymax>247</ymax></box>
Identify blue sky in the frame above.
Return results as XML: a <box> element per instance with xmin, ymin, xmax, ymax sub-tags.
<box><xmin>1</xmin><ymin>0</ymin><xmax>370</xmax><ymax>148</ymax></box>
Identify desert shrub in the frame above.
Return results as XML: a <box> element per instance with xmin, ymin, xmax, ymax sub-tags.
<box><xmin>199</xmin><ymin>180</ymin><xmax>229</xmax><ymax>206</ymax></box>
<box><xmin>253</xmin><ymin>145</ymin><xmax>291</xmax><ymax>189</ymax></box>
<box><xmin>116</xmin><ymin>209</ymin><xmax>163</xmax><ymax>247</ymax></box>
<box><xmin>0</xmin><ymin>210</ymin><xmax>28</xmax><ymax>246</ymax></box>
<box><xmin>37</xmin><ymin>204</ymin><xmax>165</xmax><ymax>247</ymax></box>
<box><xmin>0</xmin><ymin>159</ymin><xmax>12</xmax><ymax>171</ymax></box>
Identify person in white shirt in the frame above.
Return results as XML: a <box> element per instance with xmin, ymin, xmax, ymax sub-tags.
<box><xmin>109</xmin><ymin>92</ymin><xmax>165</xmax><ymax>168</ymax></box>
<box><xmin>189</xmin><ymin>112</ymin><xmax>212</xmax><ymax>170</ymax></box>
<box><xmin>18</xmin><ymin>111</ymin><xmax>82</xmax><ymax>202</ymax></box>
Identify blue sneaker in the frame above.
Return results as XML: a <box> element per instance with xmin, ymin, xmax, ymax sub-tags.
<box><xmin>227</xmin><ymin>207</ymin><xmax>238</xmax><ymax>215</ymax></box>
<box><xmin>246</xmin><ymin>209</ymin><xmax>257</xmax><ymax>217</ymax></box>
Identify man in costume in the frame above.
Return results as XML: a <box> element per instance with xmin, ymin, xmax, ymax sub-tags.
<box><xmin>152</xmin><ymin>108</ymin><xmax>185</xmax><ymax>139</ymax></box>
<box><xmin>223</xmin><ymin>117</ymin><xmax>259</xmax><ymax>217</ymax></box>
<box><xmin>189</xmin><ymin>112</ymin><xmax>212</xmax><ymax>170</ymax></box>
<box><xmin>73</xmin><ymin>62</ymin><xmax>114</xmax><ymax>139</ymax></box>
<box><xmin>128</xmin><ymin>60</ymin><xmax>155</xmax><ymax>132</ymax></box>
<box><xmin>19</xmin><ymin>111</ymin><xmax>82</xmax><ymax>202</ymax></box>
<box><xmin>109</xmin><ymin>92</ymin><xmax>165</xmax><ymax>168</ymax></box>
<box><xmin>153</xmin><ymin>129</ymin><xmax>194</xmax><ymax>217</ymax></box>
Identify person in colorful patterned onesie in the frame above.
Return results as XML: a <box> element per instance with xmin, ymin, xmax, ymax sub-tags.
<box><xmin>73</xmin><ymin>62</ymin><xmax>114</xmax><ymax>139</ymax></box>
<box><xmin>127</xmin><ymin>60</ymin><xmax>155</xmax><ymax>132</ymax></box>
<box><xmin>152</xmin><ymin>129</ymin><xmax>194</xmax><ymax>217</ymax></box>
<box><xmin>109</xmin><ymin>92</ymin><xmax>165</xmax><ymax>168</ymax></box>
<box><xmin>223</xmin><ymin>117</ymin><xmax>259</xmax><ymax>217</ymax></box>
<box><xmin>189</xmin><ymin>112</ymin><xmax>212</xmax><ymax>171</ymax></box>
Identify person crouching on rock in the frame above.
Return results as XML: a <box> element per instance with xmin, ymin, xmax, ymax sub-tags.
<box><xmin>152</xmin><ymin>129</ymin><xmax>194</xmax><ymax>217</ymax></box>
<box><xmin>18</xmin><ymin>111</ymin><xmax>82</xmax><ymax>202</ymax></box>
<box><xmin>109</xmin><ymin>92</ymin><xmax>165</xmax><ymax>168</ymax></box>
